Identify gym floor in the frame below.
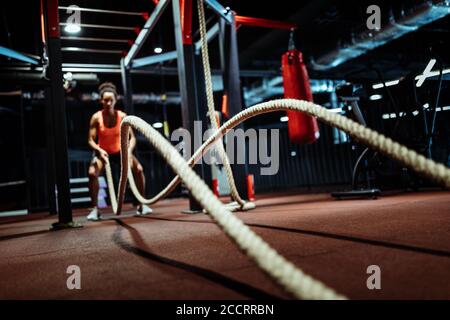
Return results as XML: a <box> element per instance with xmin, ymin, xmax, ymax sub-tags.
<box><xmin>1</xmin><ymin>0</ymin><xmax>450</xmax><ymax>306</ymax></box>
<box><xmin>1</xmin><ymin>190</ymin><xmax>449</xmax><ymax>300</ymax></box>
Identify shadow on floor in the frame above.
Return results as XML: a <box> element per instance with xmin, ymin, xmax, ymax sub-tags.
<box><xmin>111</xmin><ymin>218</ymin><xmax>281</xmax><ymax>299</ymax></box>
<box><xmin>0</xmin><ymin>229</ymin><xmax>51</xmax><ymax>242</ymax></box>
<box><xmin>253</xmin><ymin>197</ymin><xmax>333</xmax><ymax>209</ymax></box>
<box><xmin>138</xmin><ymin>216</ymin><xmax>450</xmax><ymax>258</ymax></box>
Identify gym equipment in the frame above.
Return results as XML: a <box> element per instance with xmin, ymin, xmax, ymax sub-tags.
<box><xmin>331</xmin><ymin>83</ymin><xmax>381</xmax><ymax>199</ymax></box>
<box><xmin>282</xmin><ymin>48</ymin><xmax>320</xmax><ymax>144</ymax></box>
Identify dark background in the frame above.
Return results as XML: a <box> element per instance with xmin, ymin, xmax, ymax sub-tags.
<box><xmin>0</xmin><ymin>0</ymin><xmax>449</xmax><ymax>212</ymax></box>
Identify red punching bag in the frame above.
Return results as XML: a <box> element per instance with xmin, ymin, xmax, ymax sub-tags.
<box><xmin>282</xmin><ymin>49</ymin><xmax>320</xmax><ymax>144</ymax></box>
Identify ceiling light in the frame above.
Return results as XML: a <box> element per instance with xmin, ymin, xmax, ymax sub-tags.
<box><xmin>154</xmin><ymin>47</ymin><xmax>163</xmax><ymax>54</ymax></box>
<box><xmin>416</xmin><ymin>59</ymin><xmax>436</xmax><ymax>87</ymax></box>
<box><xmin>280</xmin><ymin>116</ymin><xmax>289</xmax><ymax>122</ymax></box>
<box><xmin>372</xmin><ymin>79</ymin><xmax>400</xmax><ymax>90</ymax></box>
<box><xmin>64</xmin><ymin>23</ymin><xmax>81</xmax><ymax>34</ymax></box>
<box><xmin>369</xmin><ymin>94</ymin><xmax>383</xmax><ymax>101</ymax></box>
<box><xmin>153</xmin><ymin>122</ymin><xmax>163</xmax><ymax>129</ymax></box>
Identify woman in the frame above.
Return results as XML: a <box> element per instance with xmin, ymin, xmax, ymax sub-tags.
<box><xmin>87</xmin><ymin>82</ymin><xmax>152</xmax><ymax>220</ymax></box>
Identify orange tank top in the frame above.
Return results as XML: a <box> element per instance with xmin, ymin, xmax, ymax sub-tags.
<box><xmin>97</xmin><ymin>110</ymin><xmax>123</xmax><ymax>155</ymax></box>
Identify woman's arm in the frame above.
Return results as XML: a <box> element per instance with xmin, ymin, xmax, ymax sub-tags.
<box><xmin>88</xmin><ymin>114</ymin><xmax>108</xmax><ymax>161</ymax></box>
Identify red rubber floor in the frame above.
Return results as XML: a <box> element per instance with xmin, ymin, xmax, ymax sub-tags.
<box><xmin>0</xmin><ymin>190</ymin><xmax>449</xmax><ymax>299</ymax></box>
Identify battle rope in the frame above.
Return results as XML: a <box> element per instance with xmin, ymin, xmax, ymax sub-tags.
<box><xmin>196</xmin><ymin>0</ymin><xmax>253</xmax><ymax>211</ymax></box>
<box><xmin>105</xmin><ymin>98</ymin><xmax>450</xmax><ymax>211</ymax></box>
<box><xmin>103</xmin><ymin>98</ymin><xmax>450</xmax><ymax>300</ymax></box>
<box><xmin>100</xmin><ymin>0</ymin><xmax>449</xmax><ymax>299</ymax></box>
<box><xmin>117</xmin><ymin>115</ymin><xmax>346</xmax><ymax>300</ymax></box>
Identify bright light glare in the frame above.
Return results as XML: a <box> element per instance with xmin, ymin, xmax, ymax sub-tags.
<box><xmin>64</xmin><ymin>24</ymin><xmax>81</xmax><ymax>34</ymax></box>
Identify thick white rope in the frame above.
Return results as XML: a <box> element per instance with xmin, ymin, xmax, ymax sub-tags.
<box><xmin>100</xmin><ymin>0</ymin><xmax>449</xmax><ymax>299</ymax></box>
<box><xmin>118</xmin><ymin>115</ymin><xmax>346</xmax><ymax>300</ymax></box>
<box><xmin>105</xmin><ymin>99</ymin><xmax>450</xmax><ymax>300</ymax></box>
<box><xmin>104</xmin><ymin>151</ymin><xmax>143</xmax><ymax>214</ymax></box>
<box><xmin>108</xmin><ymin>99</ymin><xmax>450</xmax><ymax>209</ymax></box>
<box><xmin>196</xmin><ymin>0</ymin><xmax>252</xmax><ymax>211</ymax></box>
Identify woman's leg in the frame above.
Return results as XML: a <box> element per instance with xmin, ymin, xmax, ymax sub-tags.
<box><xmin>131</xmin><ymin>155</ymin><xmax>145</xmax><ymax>196</ymax></box>
<box><xmin>88</xmin><ymin>157</ymin><xmax>105</xmax><ymax>208</ymax></box>
<box><xmin>130</xmin><ymin>155</ymin><xmax>152</xmax><ymax>214</ymax></box>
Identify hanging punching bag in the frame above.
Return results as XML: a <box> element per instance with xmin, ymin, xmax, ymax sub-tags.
<box><xmin>282</xmin><ymin>49</ymin><xmax>320</xmax><ymax>144</ymax></box>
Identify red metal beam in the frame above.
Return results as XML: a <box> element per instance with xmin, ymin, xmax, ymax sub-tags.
<box><xmin>46</xmin><ymin>0</ymin><xmax>61</xmax><ymax>38</ymax></box>
<box><xmin>180</xmin><ymin>0</ymin><xmax>193</xmax><ymax>44</ymax></box>
<box><xmin>235</xmin><ymin>15</ymin><xmax>296</xmax><ymax>30</ymax></box>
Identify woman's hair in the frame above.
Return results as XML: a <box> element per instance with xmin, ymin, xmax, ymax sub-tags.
<box><xmin>98</xmin><ymin>82</ymin><xmax>118</xmax><ymax>99</ymax></box>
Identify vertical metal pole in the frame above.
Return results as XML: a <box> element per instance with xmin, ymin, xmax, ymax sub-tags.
<box><xmin>219</xmin><ymin>12</ymin><xmax>249</xmax><ymax>199</ymax></box>
<box><xmin>173</xmin><ymin>0</ymin><xmax>210</xmax><ymax>212</ymax></box>
<box><xmin>194</xmin><ymin>52</ymin><xmax>213</xmax><ymax>189</ymax></box>
<box><xmin>41</xmin><ymin>0</ymin><xmax>57</xmax><ymax>215</ymax></box>
<box><xmin>45</xmin><ymin>0</ymin><xmax>77</xmax><ymax>228</ymax></box>
<box><xmin>19</xmin><ymin>91</ymin><xmax>31</xmax><ymax>212</ymax></box>
<box><xmin>44</xmin><ymin>87</ymin><xmax>57</xmax><ymax>215</ymax></box>
<box><xmin>120</xmin><ymin>58</ymin><xmax>134</xmax><ymax>114</ymax></box>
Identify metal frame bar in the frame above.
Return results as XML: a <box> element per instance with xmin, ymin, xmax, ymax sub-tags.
<box><xmin>61</xmin><ymin>63</ymin><xmax>281</xmax><ymax>77</ymax></box>
<box><xmin>0</xmin><ymin>46</ymin><xmax>39</xmax><ymax>65</ymax></box>
<box><xmin>173</xmin><ymin>0</ymin><xmax>211</xmax><ymax>211</ymax></box>
<box><xmin>118</xmin><ymin>0</ymin><xmax>229</xmax><ymax>70</ymax></box>
<box><xmin>124</xmin><ymin>0</ymin><xmax>170</xmax><ymax>67</ymax></box>
<box><xmin>219</xmin><ymin>12</ymin><xmax>249</xmax><ymax>199</ymax></box>
<box><xmin>61</xmin><ymin>47</ymin><xmax>124</xmax><ymax>54</ymax></box>
<box><xmin>122</xmin><ymin>0</ymin><xmax>292</xmax><ymax>69</ymax></box>
<box><xmin>131</xmin><ymin>51</ymin><xmax>177</xmax><ymax>68</ymax></box>
<box><xmin>59</xmin><ymin>22</ymin><xmax>136</xmax><ymax>31</ymax></box>
<box><xmin>121</xmin><ymin>58</ymin><xmax>134</xmax><ymax>114</ymax></box>
<box><xmin>45</xmin><ymin>0</ymin><xmax>73</xmax><ymax>225</ymax></box>
<box><xmin>61</xmin><ymin>36</ymin><xmax>130</xmax><ymax>43</ymax></box>
<box><xmin>204</xmin><ymin>0</ymin><xmax>232</xmax><ymax>24</ymax></box>
<box><xmin>181</xmin><ymin>0</ymin><xmax>193</xmax><ymax>44</ymax></box>
<box><xmin>58</xmin><ymin>6</ymin><xmax>145</xmax><ymax>16</ymax></box>
<box><xmin>194</xmin><ymin>22</ymin><xmax>220</xmax><ymax>52</ymax></box>
<box><xmin>62</xmin><ymin>63</ymin><xmax>117</xmax><ymax>68</ymax></box>
<box><xmin>235</xmin><ymin>15</ymin><xmax>296</xmax><ymax>30</ymax></box>
<box><xmin>130</xmin><ymin>21</ymin><xmax>220</xmax><ymax>68</ymax></box>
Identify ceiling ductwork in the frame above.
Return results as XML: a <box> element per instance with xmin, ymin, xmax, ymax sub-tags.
<box><xmin>310</xmin><ymin>1</ymin><xmax>450</xmax><ymax>71</ymax></box>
